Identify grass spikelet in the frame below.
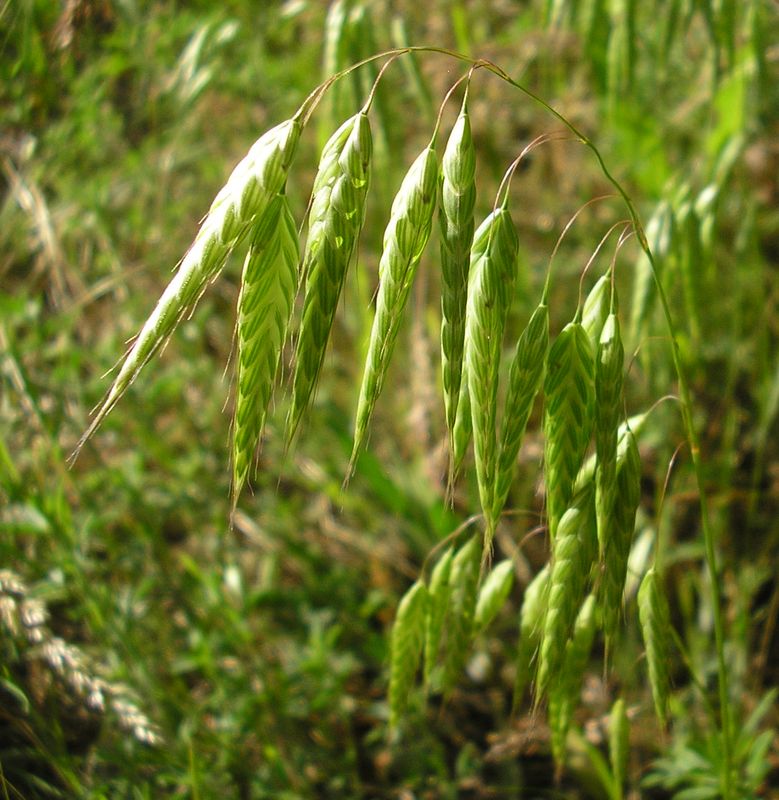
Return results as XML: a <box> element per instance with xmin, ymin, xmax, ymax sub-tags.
<box><xmin>442</xmin><ymin>533</ymin><xmax>481</xmax><ymax>692</ymax></box>
<box><xmin>440</xmin><ymin>96</ymin><xmax>476</xmax><ymax>461</ymax></box>
<box><xmin>543</xmin><ymin>320</ymin><xmax>595</xmax><ymax>541</ymax></box>
<box><xmin>548</xmin><ymin>593</ymin><xmax>597</xmax><ymax>767</ymax></box>
<box><xmin>451</xmin><ymin>376</ymin><xmax>472</xmax><ymax>475</ymax></box>
<box><xmin>423</xmin><ymin>547</ymin><xmax>454</xmax><ymax>685</ymax></box>
<box><xmin>389</xmin><ymin>579</ymin><xmax>427</xmax><ymax>730</ymax></box>
<box><xmin>232</xmin><ymin>194</ymin><xmax>300</xmax><ymax>502</ymax></box>
<box><xmin>75</xmin><ymin>118</ymin><xmax>301</xmax><ymax>456</ymax></box>
<box><xmin>601</xmin><ymin>424</ymin><xmax>641</xmax><ymax>645</ymax></box>
<box><xmin>288</xmin><ymin>112</ymin><xmax>372</xmax><ymax>441</ymax></box>
<box><xmin>493</xmin><ymin>301</ymin><xmax>549</xmax><ymax>521</ymax></box>
<box><xmin>581</xmin><ymin>273</ymin><xmax>610</xmax><ymax>350</ymax></box>
<box><xmin>609</xmin><ymin>696</ymin><xmax>629</xmax><ymax>796</ymax></box>
<box><xmin>595</xmin><ymin>308</ymin><xmax>624</xmax><ymax>555</ymax></box>
<box><xmin>463</xmin><ymin>206</ymin><xmax>518</xmax><ymax>544</ymax></box>
<box><xmin>638</xmin><ymin>566</ymin><xmax>671</xmax><ymax>726</ymax></box>
<box><xmin>513</xmin><ymin>564</ymin><xmax>550</xmax><ymax>711</ymax></box>
<box><xmin>536</xmin><ymin>499</ymin><xmax>593</xmax><ymax>698</ymax></box>
<box><xmin>474</xmin><ymin>559</ymin><xmax>514</xmax><ymax>631</ymax></box>
<box><xmin>350</xmin><ymin>143</ymin><xmax>438</xmax><ymax>468</ymax></box>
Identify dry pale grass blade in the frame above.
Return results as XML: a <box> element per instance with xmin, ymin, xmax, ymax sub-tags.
<box><xmin>493</xmin><ymin>302</ymin><xmax>549</xmax><ymax>522</ymax></box>
<box><xmin>638</xmin><ymin>566</ymin><xmax>671</xmax><ymax>726</ymax></box>
<box><xmin>595</xmin><ymin>310</ymin><xmax>625</xmax><ymax>555</ymax></box>
<box><xmin>288</xmin><ymin>112</ymin><xmax>372</xmax><ymax>442</ymax></box>
<box><xmin>74</xmin><ymin>118</ymin><xmax>301</xmax><ymax>457</ymax></box>
<box><xmin>231</xmin><ymin>194</ymin><xmax>300</xmax><ymax>504</ymax></box>
<box><xmin>350</xmin><ymin>144</ymin><xmax>438</xmax><ymax>470</ymax></box>
<box><xmin>463</xmin><ymin>207</ymin><xmax>518</xmax><ymax>546</ymax></box>
<box><xmin>440</xmin><ymin>98</ymin><xmax>476</xmax><ymax>462</ymax></box>
<box><xmin>543</xmin><ymin>320</ymin><xmax>595</xmax><ymax>541</ymax></box>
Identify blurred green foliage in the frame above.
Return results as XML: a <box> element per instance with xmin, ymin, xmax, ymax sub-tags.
<box><xmin>1</xmin><ymin>0</ymin><xmax>778</xmax><ymax>797</ymax></box>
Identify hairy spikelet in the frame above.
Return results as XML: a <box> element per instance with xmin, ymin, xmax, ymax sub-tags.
<box><xmin>548</xmin><ymin>593</ymin><xmax>597</xmax><ymax>767</ymax></box>
<box><xmin>232</xmin><ymin>194</ymin><xmax>300</xmax><ymax>501</ymax></box>
<box><xmin>601</xmin><ymin>425</ymin><xmax>641</xmax><ymax>645</ymax></box>
<box><xmin>609</xmin><ymin>697</ymin><xmax>629</xmax><ymax>794</ymax></box>
<box><xmin>440</xmin><ymin>98</ymin><xmax>476</xmax><ymax>459</ymax></box>
<box><xmin>493</xmin><ymin>302</ymin><xmax>549</xmax><ymax>521</ymax></box>
<box><xmin>474</xmin><ymin>559</ymin><xmax>514</xmax><ymax>631</ymax></box>
<box><xmin>543</xmin><ymin>321</ymin><xmax>595</xmax><ymax>541</ymax></box>
<box><xmin>595</xmin><ymin>310</ymin><xmax>624</xmax><ymax>554</ymax></box>
<box><xmin>288</xmin><ymin>112</ymin><xmax>372</xmax><ymax>440</ymax></box>
<box><xmin>581</xmin><ymin>274</ymin><xmax>610</xmax><ymax>349</ymax></box>
<box><xmin>513</xmin><ymin>564</ymin><xmax>549</xmax><ymax>710</ymax></box>
<box><xmin>76</xmin><ymin>119</ymin><xmax>301</xmax><ymax>454</ymax></box>
<box><xmin>638</xmin><ymin>566</ymin><xmax>671</xmax><ymax>726</ymax></box>
<box><xmin>389</xmin><ymin>579</ymin><xmax>427</xmax><ymax>729</ymax></box>
<box><xmin>351</xmin><ymin>145</ymin><xmax>438</xmax><ymax>465</ymax></box>
<box><xmin>536</xmin><ymin>497</ymin><xmax>594</xmax><ymax>698</ymax></box>
<box><xmin>424</xmin><ymin>547</ymin><xmax>454</xmax><ymax>685</ymax></box>
<box><xmin>442</xmin><ymin>534</ymin><xmax>481</xmax><ymax>692</ymax></box>
<box><xmin>463</xmin><ymin>207</ymin><xmax>518</xmax><ymax>542</ymax></box>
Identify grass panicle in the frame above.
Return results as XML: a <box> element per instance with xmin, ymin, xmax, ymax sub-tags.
<box><xmin>423</xmin><ymin>547</ymin><xmax>454</xmax><ymax>685</ymax></box>
<box><xmin>232</xmin><ymin>194</ymin><xmax>300</xmax><ymax>502</ymax></box>
<box><xmin>513</xmin><ymin>564</ymin><xmax>550</xmax><ymax>711</ymax></box>
<box><xmin>638</xmin><ymin>565</ymin><xmax>672</xmax><ymax>726</ymax></box>
<box><xmin>388</xmin><ymin>579</ymin><xmax>427</xmax><ymax>730</ymax></box>
<box><xmin>543</xmin><ymin>320</ymin><xmax>596</xmax><ymax>541</ymax></box>
<box><xmin>493</xmin><ymin>301</ymin><xmax>549</xmax><ymax>521</ymax></box>
<box><xmin>462</xmin><ymin>206</ymin><xmax>519</xmax><ymax>546</ymax></box>
<box><xmin>288</xmin><ymin>111</ymin><xmax>372</xmax><ymax>441</ymax></box>
<box><xmin>350</xmin><ymin>143</ymin><xmax>438</xmax><ymax>469</ymax></box>
<box><xmin>474</xmin><ymin>558</ymin><xmax>514</xmax><ymax>631</ymax></box>
<box><xmin>439</xmin><ymin>95</ymin><xmax>477</xmax><ymax>465</ymax></box>
<box><xmin>75</xmin><ymin>118</ymin><xmax>301</xmax><ymax>457</ymax></box>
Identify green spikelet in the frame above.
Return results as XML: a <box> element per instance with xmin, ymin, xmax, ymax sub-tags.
<box><xmin>609</xmin><ymin>697</ymin><xmax>629</xmax><ymax>797</ymax></box>
<box><xmin>423</xmin><ymin>547</ymin><xmax>454</xmax><ymax>685</ymax></box>
<box><xmin>288</xmin><ymin>112</ymin><xmax>372</xmax><ymax>441</ymax></box>
<box><xmin>463</xmin><ymin>207</ymin><xmax>518</xmax><ymax>544</ymax></box>
<box><xmin>543</xmin><ymin>321</ymin><xmax>595</xmax><ymax>541</ymax></box>
<box><xmin>474</xmin><ymin>559</ymin><xmax>514</xmax><ymax>631</ymax></box>
<box><xmin>581</xmin><ymin>274</ymin><xmax>610</xmax><ymax>349</ymax></box>
<box><xmin>77</xmin><ymin>118</ymin><xmax>301</xmax><ymax>454</ymax></box>
<box><xmin>548</xmin><ymin>593</ymin><xmax>597</xmax><ymax>767</ymax></box>
<box><xmin>451</xmin><ymin>376</ymin><xmax>472</xmax><ymax>475</ymax></box>
<box><xmin>232</xmin><ymin>194</ymin><xmax>300</xmax><ymax>502</ymax></box>
<box><xmin>442</xmin><ymin>534</ymin><xmax>481</xmax><ymax>692</ymax></box>
<box><xmin>595</xmin><ymin>310</ymin><xmax>625</xmax><ymax>555</ymax></box>
<box><xmin>388</xmin><ymin>580</ymin><xmax>427</xmax><ymax>730</ymax></box>
<box><xmin>513</xmin><ymin>565</ymin><xmax>550</xmax><ymax>711</ymax></box>
<box><xmin>440</xmin><ymin>97</ymin><xmax>477</xmax><ymax>463</ymax></box>
<box><xmin>536</xmin><ymin>497</ymin><xmax>594</xmax><ymax>698</ymax></box>
<box><xmin>493</xmin><ymin>302</ymin><xmax>549</xmax><ymax>521</ymax></box>
<box><xmin>601</xmin><ymin>425</ymin><xmax>641</xmax><ymax>645</ymax></box>
<box><xmin>638</xmin><ymin>566</ymin><xmax>671</xmax><ymax>726</ymax></box>
<box><xmin>350</xmin><ymin>144</ymin><xmax>438</xmax><ymax>467</ymax></box>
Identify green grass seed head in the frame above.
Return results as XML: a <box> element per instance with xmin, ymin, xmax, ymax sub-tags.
<box><xmin>389</xmin><ymin>579</ymin><xmax>428</xmax><ymax>730</ymax></box>
<box><xmin>638</xmin><ymin>566</ymin><xmax>671</xmax><ymax>726</ymax></box>
<box><xmin>288</xmin><ymin>112</ymin><xmax>372</xmax><ymax>442</ymax></box>
<box><xmin>424</xmin><ymin>547</ymin><xmax>454</xmax><ymax>685</ymax></box>
<box><xmin>232</xmin><ymin>194</ymin><xmax>300</xmax><ymax>502</ymax></box>
<box><xmin>513</xmin><ymin>564</ymin><xmax>550</xmax><ymax>710</ymax></box>
<box><xmin>543</xmin><ymin>321</ymin><xmax>595</xmax><ymax>541</ymax></box>
<box><xmin>463</xmin><ymin>207</ymin><xmax>519</xmax><ymax>543</ymax></box>
<box><xmin>440</xmin><ymin>99</ymin><xmax>477</xmax><ymax>460</ymax></box>
<box><xmin>474</xmin><ymin>558</ymin><xmax>514</xmax><ymax>631</ymax></box>
<box><xmin>77</xmin><ymin>118</ymin><xmax>301</xmax><ymax>456</ymax></box>
<box><xmin>582</xmin><ymin>273</ymin><xmax>611</xmax><ymax>349</ymax></box>
<box><xmin>609</xmin><ymin>696</ymin><xmax>630</xmax><ymax>793</ymax></box>
<box><xmin>351</xmin><ymin>144</ymin><xmax>438</xmax><ymax>467</ymax></box>
<box><xmin>494</xmin><ymin>301</ymin><xmax>549</xmax><ymax>521</ymax></box>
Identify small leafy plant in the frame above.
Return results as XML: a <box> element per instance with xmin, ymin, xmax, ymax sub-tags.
<box><xmin>72</xmin><ymin>45</ymin><xmax>742</xmax><ymax>794</ymax></box>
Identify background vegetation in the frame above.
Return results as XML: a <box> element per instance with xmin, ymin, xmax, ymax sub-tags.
<box><xmin>1</xmin><ymin>0</ymin><xmax>778</xmax><ymax>797</ymax></box>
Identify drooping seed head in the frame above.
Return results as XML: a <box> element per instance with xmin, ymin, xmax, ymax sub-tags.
<box><xmin>638</xmin><ymin>566</ymin><xmax>671</xmax><ymax>726</ymax></box>
<box><xmin>424</xmin><ymin>547</ymin><xmax>454</xmax><ymax>685</ymax></box>
<box><xmin>389</xmin><ymin>579</ymin><xmax>428</xmax><ymax>730</ymax></box>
